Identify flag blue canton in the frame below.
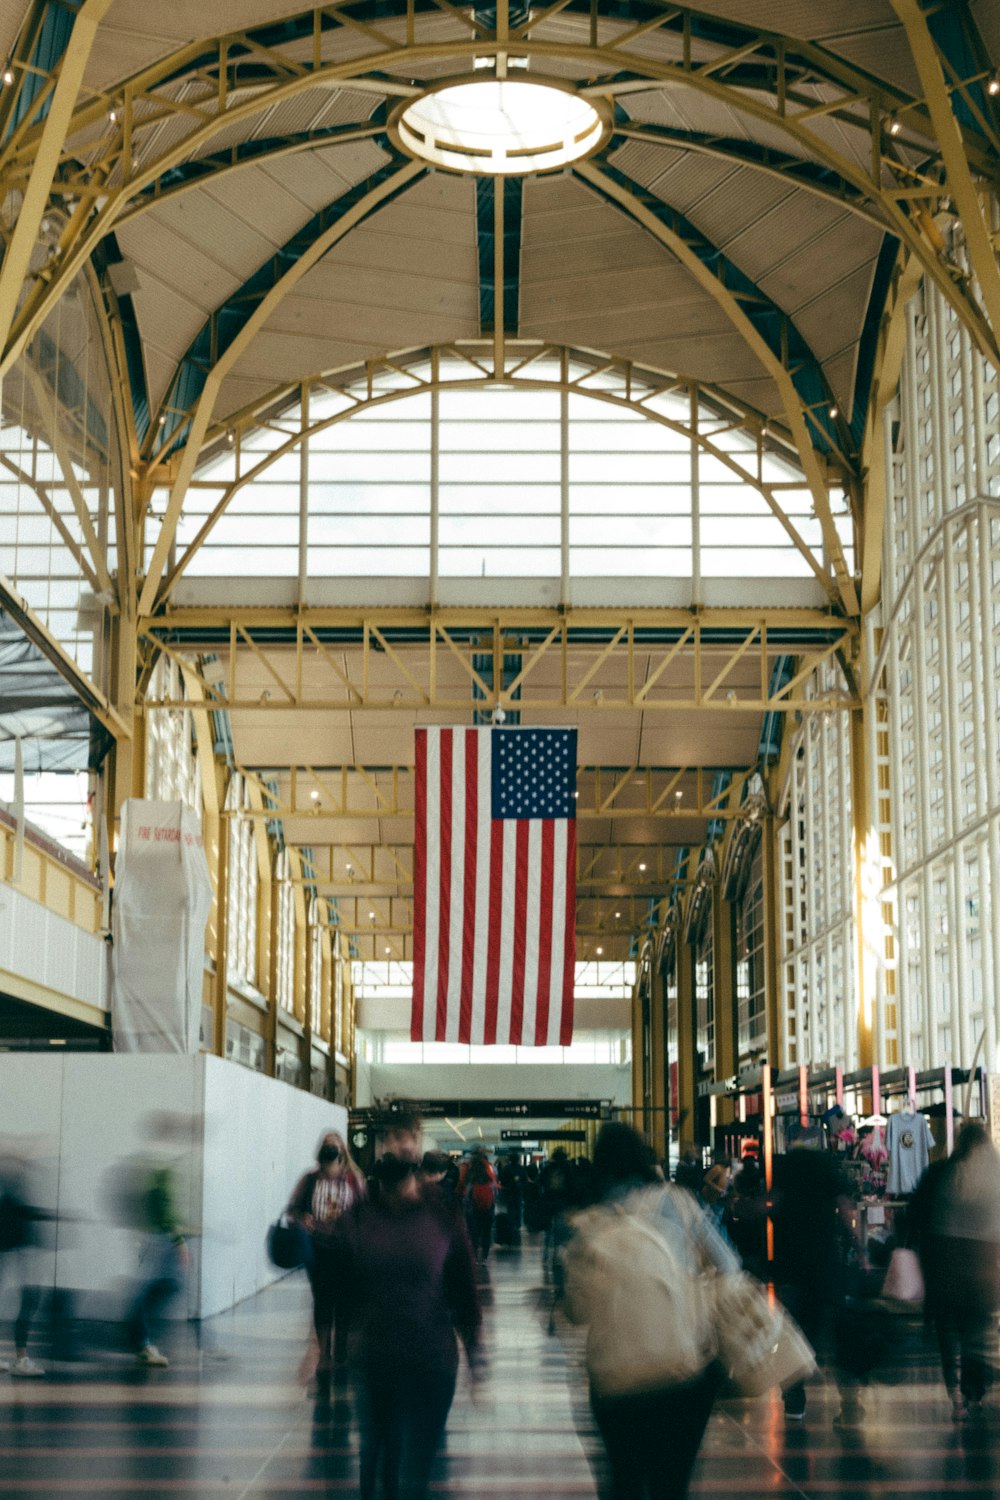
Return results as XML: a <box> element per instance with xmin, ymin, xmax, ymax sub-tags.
<box><xmin>491</xmin><ymin>728</ymin><xmax>577</xmax><ymax>819</ymax></box>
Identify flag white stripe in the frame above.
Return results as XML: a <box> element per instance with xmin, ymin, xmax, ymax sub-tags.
<box><xmin>520</xmin><ymin>820</ymin><xmax>542</xmax><ymax>1047</ymax></box>
<box><xmin>547</xmin><ymin>818</ymin><xmax>568</xmax><ymax>1046</ymax></box>
<box><xmin>470</xmin><ymin>728</ymin><xmax>492</xmax><ymax>1044</ymax></box>
<box><xmin>495</xmin><ymin>818</ymin><xmax>518</xmax><ymax>1046</ymax></box>
<box><xmin>444</xmin><ymin>731</ymin><xmax>466</xmax><ymax>1043</ymax></box>
<box><xmin>422</xmin><ymin>729</ymin><xmax>441</xmax><ymax>1042</ymax></box>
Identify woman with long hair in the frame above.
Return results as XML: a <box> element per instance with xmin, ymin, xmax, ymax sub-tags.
<box><xmin>288</xmin><ymin>1129</ymin><xmax>366</xmax><ymax>1374</ymax></box>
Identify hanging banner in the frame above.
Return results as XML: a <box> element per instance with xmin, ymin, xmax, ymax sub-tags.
<box><xmin>111</xmin><ymin>799</ymin><xmax>212</xmax><ymax>1053</ymax></box>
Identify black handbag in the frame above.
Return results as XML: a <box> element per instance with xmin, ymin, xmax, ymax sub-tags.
<box><xmin>267</xmin><ymin>1213</ymin><xmax>305</xmax><ymax>1270</ymax></box>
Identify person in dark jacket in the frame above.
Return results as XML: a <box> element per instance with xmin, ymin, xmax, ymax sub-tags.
<box><xmin>771</xmin><ymin>1145</ymin><xmax>855</xmax><ymax>1421</ymax></box>
<box><xmin>910</xmin><ymin>1121</ymin><xmax>1000</xmax><ymax>1419</ymax></box>
<box><xmin>724</xmin><ymin>1160</ymin><xmax>768</xmax><ymax>1283</ymax></box>
<box><xmin>339</xmin><ymin>1150</ymin><xmax>482</xmax><ymax>1500</ymax></box>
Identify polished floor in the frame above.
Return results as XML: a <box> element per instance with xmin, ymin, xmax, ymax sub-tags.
<box><xmin>2</xmin><ymin>1241</ymin><xmax>1000</xmax><ymax>1498</ymax></box>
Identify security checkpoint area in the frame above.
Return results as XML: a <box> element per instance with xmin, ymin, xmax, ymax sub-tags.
<box><xmin>3</xmin><ymin>2</ymin><xmax>1000</xmax><ymax>1497</ymax></box>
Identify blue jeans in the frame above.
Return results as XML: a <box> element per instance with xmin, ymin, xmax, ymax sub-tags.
<box><xmin>127</xmin><ymin>1234</ymin><xmax>184</xmax><ymax>1351</ymax></box>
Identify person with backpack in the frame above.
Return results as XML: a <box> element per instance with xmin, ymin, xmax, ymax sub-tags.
<box><xmin>288</xmin><ymin>1130</ymin><xmax>366</xmax><ymax>1376</ymax></box>
<box><xmin>563</xmin><ymin>1121</ymin><xmax>738</xmax><ymax>1500</ymax></box>
<box><xmin>461</xmin><ymin>1148</ymin><xmax>499</xmax><ymax>1264</ymax></box>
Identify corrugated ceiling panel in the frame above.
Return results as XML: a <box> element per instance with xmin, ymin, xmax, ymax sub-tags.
<box><xmin>202</xmin><ymin>166</ymin><xmax>328</xmax><ymax>245</ymax></box>
<box><xmin>831</xmin><ymin>27</ymin><xmax>921</xmax><ymax>95</ymax></box>
<box><xmin>758</xmin><ymin>213</ymin><xmax>882</xmax><ymax>320</ymax></box>
<box><xmin>0</xmin><ymin>1</ymin><xmax>25</xmax><ymax>66</ymax></box>
<box><xmin>280</xmin><ymin>258</ymin><xmax>478</xmax><ymax>321</ymax></box>
<box><xmin>228</xmin><ymin>303</ymin><xmax>476</xmax><ymax>385</ymax></box>
<box><xmin>681</xmin><ymin>1</ymin><xmax>898</xmax><ymax>42</ymax></box>
<box><xmin>721</xmin><ymin>191</ymin><xmax>849</xmax><ymax>283</ymax></box>
<box><xmin>970</xmin><ymin>0</ymin><xmax>1000</xmax><ymax>60</ymax></box>
<box><xmin>89</xmin><ymin>2</ymin><xmax>308</xmax><ymax>86</ymax></box>
<box><xmin>797</xmin><ymin>260</ymin><xmax>879</xmax><ymax>392</ymax></box>
<box><xmin>116</xmin><ymin>215</ymin><xmax>243</xmax><ymax>314</ymax></box>
<box><xmin>613</xmin><ymin>141</ymin><xmax>738</xmax><ymax>211</ymax></box>
<box><xmin>621</xmin><ymin>90</ymin><xmax>798</xmax><ymax>161</ymax></box>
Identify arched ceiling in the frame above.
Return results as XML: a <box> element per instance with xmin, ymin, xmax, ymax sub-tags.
<box><xmin>3</xmin><ymin>0</ymin><xmax>1000</xmax><ymax>963</ymax></box>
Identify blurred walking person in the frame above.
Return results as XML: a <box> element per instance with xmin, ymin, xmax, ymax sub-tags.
<box><xmin>339</xmin><ymin>1147</ymin><xmax>482</xmax><ymax>1500</ymax></box>
<box><xmin>462</xmin><ymin>1148</ymin><xmax>498</xmax><ymax>1264</ymax></box>
<box><xmin>288</xmin><ymin>1130</ymin><xmax>366</xmax><ymax>1375</ymax></box>
<box><xmin>125</xmin><ymin>1158</ymin><xmax>188</xmax><ymax>1368</ymax></box>
<box><xmin>0</xmin><ymin>1148</ymin><xmax>49</xmax><ymax>1377</ymax></box>
<box><xmin>911</xmin><ymin>1121</ymin><xmax>1000</xmax><ymax>1419</ymax></box>
<box><xmin>563</xmin><ymin>1121</ymin><xmax>737</xmax><ymax>1500</ymax></box>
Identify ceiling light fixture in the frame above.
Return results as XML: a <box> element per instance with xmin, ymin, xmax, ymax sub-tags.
<box><xmin>990</xmin><ymin>73</ymin><xmax>1000</xmax><ymax>96</ymax></box>
<box><xmin>2</xmin><ymin>64</ymin><xmax>14</xmax><ymax>86</ymax></box>
<box><xmin>887</xmin><ymin>116</ymin><xmax>901</xmax><ymax>136</ymax></box>
<box><xmin>392</xmin><ymin>76</ymin><xmax>609</xmax><ymax>176</ymax></box>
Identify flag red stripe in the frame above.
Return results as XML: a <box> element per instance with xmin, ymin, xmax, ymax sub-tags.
<box><xmin>459</xmin><ymin>730</ymin><xmax>478</xmax><ymax>1044</ymax></box>
<box><xmin>508</xmin><ymin>819</ymin><xmax>530</xmax><ymax>1044</ymax></box>
<box><xmin>410</xmin><ymin>729</ymin><xmax>427</xmax><ymax>1041</ymax></box>
<box><xmin>534</xmin><ymin>819</ymin><xmax>555</xmax><ymax>1045</ymax></box>
<box><xmin>559</xmin><ymin>817</ymin><xmax>576</xmax><ymax>1044</ymax></box>
<box><xmin>484</xmin><ymin>816</ymin><xmax>503</xmax><ymax>1045</ymax></box>
<box><xmin>435</xmin><ymin>729</ymin><xmax>453</xmax><ymax>1041</ymax></box>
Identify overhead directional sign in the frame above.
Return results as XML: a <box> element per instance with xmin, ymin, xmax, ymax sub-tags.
<box><xmin>382</xmin><ymin>1098</ymin><xmax>607</xmax><ymax>1120</ymax></box>
<box><xmin>501</xmin><ymin>1129</ymin><xmax>587</xmax><ymax>1142</ymax></box>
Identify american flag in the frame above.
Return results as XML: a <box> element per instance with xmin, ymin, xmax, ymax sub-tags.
<box><xmin>411</xmin><ymin>726</ymin><xmax>577</xmax><ymax>1046</ymax></box>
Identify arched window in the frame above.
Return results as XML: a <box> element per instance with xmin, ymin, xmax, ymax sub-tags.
<box><xmin>163</xmin><ymin>350</ymin><xmax>851</xmax><ymax>606</ymax></box>
<box><xmin>225</xmin><ymin>772</ymin><xmax>258</xmax><ymax>988</ymax></box>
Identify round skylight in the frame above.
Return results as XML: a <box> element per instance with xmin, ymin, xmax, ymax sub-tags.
<box><xmin>392</xmin><ymin>78</ymin><xmax>608</xmax><ymax>176</ymax></box>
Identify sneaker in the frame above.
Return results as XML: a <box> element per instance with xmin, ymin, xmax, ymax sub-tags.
<box><xmin>137</xmin><ymin>1345</ymin><xmax>169</xmax><ymax>1368</ymax></box>
<box><xmin>10</xmin><ymin>1356</ymin><xmax>45</xmax><ymax>1378</ymax></box>
<box><xmin>784</xmin><ymin>1408</ymin><xmax>806</xmax><ymax>1421</ymax></box>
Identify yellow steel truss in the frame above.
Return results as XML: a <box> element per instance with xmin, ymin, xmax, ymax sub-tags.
<box><xmin>3</xmin><ymin>7</ymin><xmax>998</xmax><ymax>389</ymax></box>
<box><xmin>139</xmin><ymin>606</ymin><xmax>858</xmax><ymax>715</ymax></box>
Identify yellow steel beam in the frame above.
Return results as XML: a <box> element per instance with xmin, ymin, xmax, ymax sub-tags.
<box><xmin>136</xmin><ymin>160</ymin><xmax>424</xmax><ymax>617</ymax></box>
<box><xmin>0</xmin><ymin>0</ymin><xmax>114</xmax><ymax>358</ymax></box>
<box><xmin>858</xmin><ymin>248</ymin><xmax>923</xmax><ymax>614</ymax></box>
<box><xmin>2</xmin><ymin>16</ymin><xmax>995</xmax><ymax>395</ymax></box>
<box><xmin>225</xmin><ymin>763</ymin><xmax>845</xmax><ymax>823</ymax></box>
<box><xmin>891</xmin><ymin>0</ymin><xmax>1000</xmax><ymax>348</ymax></box>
